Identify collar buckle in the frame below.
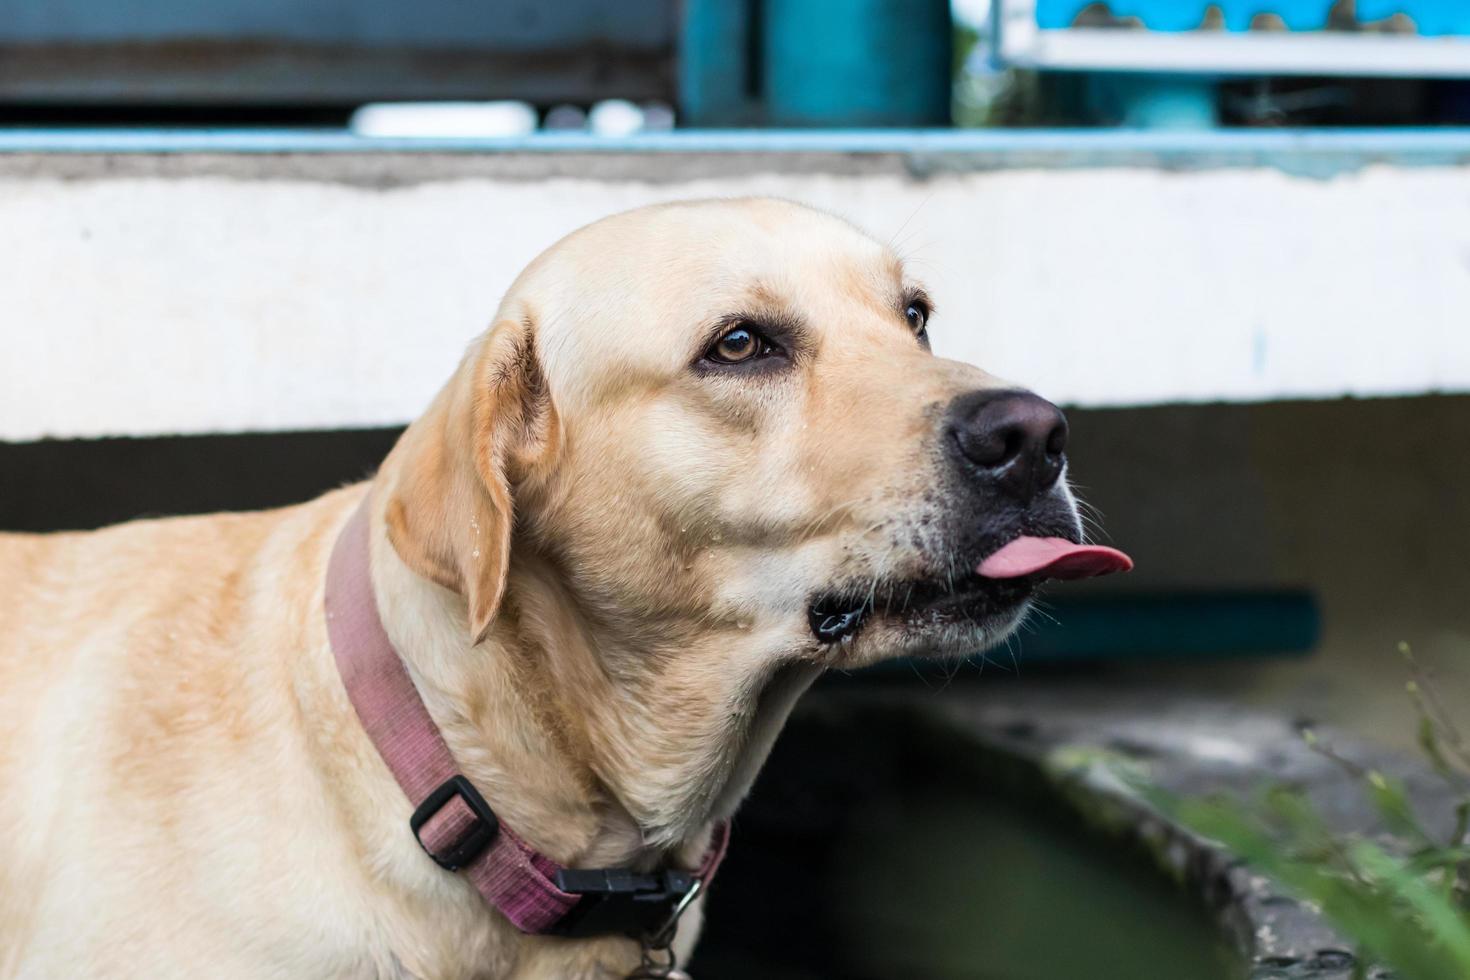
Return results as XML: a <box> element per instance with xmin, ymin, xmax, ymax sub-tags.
<box><xmin>551</xmin><ymin>866</ymin><xmax>700</xmax><ymax>939</ymax></box>
<box><xmin>409</xmin><ymin>774</ymin><xmax>500</xmax><ymax>871</ymax></box>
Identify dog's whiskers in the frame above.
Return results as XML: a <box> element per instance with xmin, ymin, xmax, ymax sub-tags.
<box><xmin>795</xmin><ymin>496</ymin><xmax>875</xmax><ymax>543</ymax></box>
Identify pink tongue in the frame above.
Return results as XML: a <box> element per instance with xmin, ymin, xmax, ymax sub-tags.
<box><xmin>977</xmin><ymin>536</ymin><xmax>1134</xmax><ymax>581</ymax></box>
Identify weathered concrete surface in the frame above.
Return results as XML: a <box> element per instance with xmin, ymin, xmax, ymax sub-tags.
<box><xmin>4</xmin><ymin>139</ymin><xmax>1470</xmax><ymax>441</ymax></box>
<box><xmin>829</xmin><ymin>681</ymin><xmax>1459</xmax><ymax>979</ymax></box>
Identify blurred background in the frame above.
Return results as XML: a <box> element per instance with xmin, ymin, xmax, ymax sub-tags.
<box><xmin>2</xmin><ymin>1</ymin><xmax>1469</xmax><ymax>977</ymax></box>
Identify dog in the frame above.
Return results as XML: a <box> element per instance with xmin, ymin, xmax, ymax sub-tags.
<box><xmin>0</xmin><ymin>198</ymin><xmax>1127</xmax><ymax>978</ymax></box>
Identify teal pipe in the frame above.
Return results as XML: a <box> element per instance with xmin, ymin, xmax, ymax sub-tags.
<box><xmin>763</xmin><ymin>0</ymin><xmax>951</xmax><ymax>127</ymax></box>
<box><xmin>857</xmin><ymin>591</ymin><xmax>1319</xmax><ymax>675</ymax></box>
<box><xmin>1013</xmin><ymin>591</ymin><xmax>1319</xmax><ymax>662</ymax></box>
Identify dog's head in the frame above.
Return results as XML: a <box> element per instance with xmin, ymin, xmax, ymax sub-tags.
<box><xmin>380</xmin><ymin>199</ymin><xmax>1124</xmax><ymax>843</ymax></box>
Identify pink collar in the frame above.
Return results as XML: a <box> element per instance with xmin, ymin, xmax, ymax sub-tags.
<box><xmin>324</xmin><ymin>498</ymin><xmax>728</xmax><ymax>939</ymax></box>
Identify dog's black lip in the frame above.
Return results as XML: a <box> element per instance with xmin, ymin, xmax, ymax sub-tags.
<box><xmin>805</xmin><ymin>525</ymin><xmax>1079</xmax><ymax>644</ymax></box>
<box><xmin>806</xmin><ymin>567</ymin><xmax>1037</xmax><ymax>643</ymax></box>
<box><xmin>807</xmin><ymin>603</ymin><xmax>868</xmax><ymax>643</ymax></box>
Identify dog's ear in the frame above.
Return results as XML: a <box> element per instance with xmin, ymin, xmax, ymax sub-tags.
<box><xmin>382</xmin><ymin>318</ymin><xmax>557</xmax><ymax>644</ymax></box>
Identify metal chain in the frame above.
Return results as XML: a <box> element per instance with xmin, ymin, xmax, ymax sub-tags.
<box><xmin>625</xmin><ymin>941</ymin><xmax>691</xmax><ymax>980</ymax></box>
<box><xmin>624</xmin><ymin>877</ymin><xmax>702</xmax><ymax>979</ymax></box>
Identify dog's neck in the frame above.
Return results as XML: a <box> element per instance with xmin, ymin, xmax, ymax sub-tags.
<box><xmin>364</xmin><ymin>505</ymin><xmax>707</xmax><ymax>873</ymax></box>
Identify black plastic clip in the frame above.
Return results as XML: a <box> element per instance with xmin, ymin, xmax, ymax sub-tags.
<box><xmin>409</xmin><ymin>774</ymin><xmax>500</xmax><ymax>871</ymax></box>
<box><xmin>551</xmin><ymin>867</ymin><xmax>700</xmax><ymax>939</ymax></box>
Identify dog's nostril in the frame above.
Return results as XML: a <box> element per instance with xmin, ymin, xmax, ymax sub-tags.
<box><xmin>951</xmin><ymin>424</ymin><xmax>1016</xmax><ymax>468</ymax></box>
<box><xmin>1036</xmin><ymin>446</ymin><xmax>1064</xmax><ymax>490</ymax></box>
<box><xmin>1045</xmin><ymin>422</ymin><xmax>1068</xmax><ymax>458</ymax></box>
<box><xmin>1003</xmin><ymin>429</ymin><xmax>1026</xmax><ymax>464</ymax></box>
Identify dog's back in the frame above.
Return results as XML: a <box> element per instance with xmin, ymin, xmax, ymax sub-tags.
<box><xmin>0</xmin><ymin>493</ymin><xmax>374</xmax><ymax>977</ymax></box>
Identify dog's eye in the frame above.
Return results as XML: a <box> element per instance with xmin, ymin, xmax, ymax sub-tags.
<box><xmin>905</xmin><ymin>300</ymin><xmax>931</xmax><ymax>348</ymax></box>
<box><xmin>905</xmin><ymin>302</ymin><xmax>929</xmax><ymax>334</ymax></box>
<box><xmin>705</xmin><ymin>324</ymin><xmax>774</xmax><ymax>365</ymax></box>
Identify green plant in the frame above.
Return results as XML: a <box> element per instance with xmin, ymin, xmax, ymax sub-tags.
<box><xmin>1154</xmin><ymin>645</ymin><xmax>1470</xmax><ymax>980</ymax></box>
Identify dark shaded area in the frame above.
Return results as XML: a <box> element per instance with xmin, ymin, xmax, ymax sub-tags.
<box><xmin>0</xmin><ymin>102</ymin><xmax>355</xmax><ymax>128</ymax></box>
<box><xmin>0</xmin><ymin>428</ymin><xmax>400</xmax><ymax>532</ymax></box>
<box><xmin>1217</xmin><ymin>76</ymin><xmax>1470</xmax><ymax>127</ymax></box>
<box><xmin>1003</xmin><ymin>72</ymin><xmax>1470</xmax><ymax>128</ymax></box>
<box><xmin>691</xmin><ymin>701</ymin><xmax>1238</xmax><ymax>979</ymax></box>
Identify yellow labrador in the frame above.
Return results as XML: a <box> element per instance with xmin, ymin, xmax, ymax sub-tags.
<box><xmin>0</xmin><ymin>198</ymin><xmax>1128</xmax><ymax>979</ymax></box>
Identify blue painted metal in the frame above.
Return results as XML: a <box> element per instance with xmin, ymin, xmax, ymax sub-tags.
<box><xmin>1036</xmin><ymin>0</ymin><xmax>1470</xmax><ymax>34</ymax></box>
<box><xmin>762</xmin><ymin>0</ymin><xmax>950</xmax><ymax>126</ymax></box>
<box><xmin>1358</xmin><ymin>0</ymin><xmax>1470</xmax><ymax>35</ymax></box>
<box><xmin>5</xmin><ymin>127</ymin><xmax>1470</xmax><ymax>175</ymax></box>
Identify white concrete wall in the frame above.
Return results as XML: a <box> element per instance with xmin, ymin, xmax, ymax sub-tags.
<box><xmin>4</xmin><ymin>150</ymin><xmax>1470</xmax><ymax>441</ymax></box>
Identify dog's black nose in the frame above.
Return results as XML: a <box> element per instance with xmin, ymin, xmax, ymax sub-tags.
<box><xmin>947</xmin><ymin>389</ymin><xmax>1068</xmax><ymax>502</ymax></box>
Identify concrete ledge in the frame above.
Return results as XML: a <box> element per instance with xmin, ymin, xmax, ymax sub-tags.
<box><xmin>5</xmin><ymin>128</ymin><xmax>1470</xmax><ymax>172</ymax></box>
<box><xmin>4</xmin><ymin>129</ymin><xmax>1469</xmax><ymax>440</ymax></box>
